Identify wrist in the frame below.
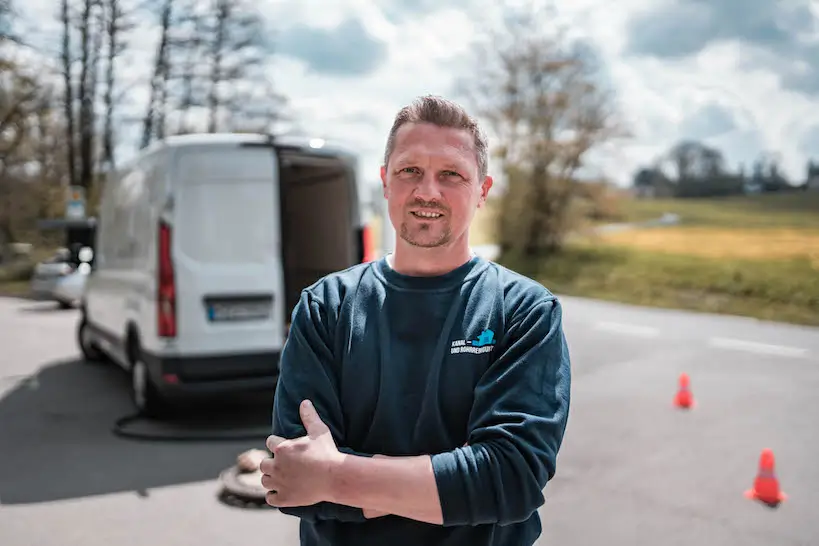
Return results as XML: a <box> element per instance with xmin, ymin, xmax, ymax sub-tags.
<box><xmin>326</xmin><ymin>450</ymin><xmax>349</xmax><ymax>505</ymax></box>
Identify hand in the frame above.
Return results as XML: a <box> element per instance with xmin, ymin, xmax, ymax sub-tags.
<box><xmin>260</xmin><ymin>399</ymin><xmax>344</xmax><ymax>508</ymax></box>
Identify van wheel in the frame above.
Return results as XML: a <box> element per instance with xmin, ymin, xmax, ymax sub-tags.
<box><xmin>77</xmin><ymin>319</ymin><xmax>103</xmax><ymax>362</ymax></box>
<box><xmin>131</xmin><ymin>359</ymin><xmax>169</xmax><ymax>418</ymax></box>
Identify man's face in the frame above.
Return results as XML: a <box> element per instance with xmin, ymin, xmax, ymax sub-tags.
<box><xmin>380</xmin><ymin>122</ymin><xmax>492</xmax><ymax>249</ymax></box>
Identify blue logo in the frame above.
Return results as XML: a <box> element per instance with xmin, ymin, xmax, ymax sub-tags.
<box><xmin>450</xmin><ymin>329</ymin><xmax>496</xmax><ymax>355</ymax></box>
<box><xmin>471</xmin><ymin>329</ymin><xmax>496</xmax><ymax>347</ymax></box>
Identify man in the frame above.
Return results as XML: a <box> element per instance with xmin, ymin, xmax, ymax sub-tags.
<box><xmin>260</xmin><ymin>95</ymin><xmax>572</xmax><ymax>546</ymax></box>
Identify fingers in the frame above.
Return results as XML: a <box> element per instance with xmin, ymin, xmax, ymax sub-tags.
<box><xmin>266</xmin><ymin>434</ymin><xmax>286</xmax><ymax>452</ymax></box>
<box><xmin>260</xmin><ymin>471</ymin><xmax>279</xmax><ymax>491</ymax></box>
<box><xmin>299</xmin><ymin>399</ymin><xmax>329</xmax><ymax>438</ymax></box>
<box><xmin>265</xmin><ymin>489</ymin><xmax>303</xmax><ymax>508</ymax></box>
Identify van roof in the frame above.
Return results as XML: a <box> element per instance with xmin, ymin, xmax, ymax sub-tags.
<box><xmin>153</xmin><ymin>133</ymin><xmax>357</xmax><ymax>159</ymax></box>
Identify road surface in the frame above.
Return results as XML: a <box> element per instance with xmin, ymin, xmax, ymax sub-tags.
<box><xmin>0</xmin><ymin>295</ymin><xmax>817</xmax><ymax>546</ymax></box>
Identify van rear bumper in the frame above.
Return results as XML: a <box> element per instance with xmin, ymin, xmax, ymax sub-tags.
<box><xmin>141</xmin><ymin>349</ymin><xmax>280</xmax><ymax>397</ymax></box>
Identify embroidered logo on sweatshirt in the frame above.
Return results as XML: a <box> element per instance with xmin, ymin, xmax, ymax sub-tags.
<box><xmin>450</xmin><ymin>329</ymin><xmax>496</xmax><ymax>354</ymax></box>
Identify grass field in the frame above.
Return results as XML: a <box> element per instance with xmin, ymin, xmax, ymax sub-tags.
<box><xmin>524</xmin><ymin>192</ymin><xmax>819</xmax><ymax>326</ymax></box>
<box><xmin>504</xmin><ymin>243</ymin><xmax>819</xmax><ymax>326</ymax></box>
<box><xmin>598</xmin><ymin>192</ymin><xmax>819</xmax><ymax>263</ymax></box>
<box><xmin>598</xmin><ymin>226</ymin><xmax>819</xmax><ymax>263</ymax></box>
<box><xmin>616</xmin><ymin>191</ymin><xmax>819</xmax><ymax>229</ymax></box>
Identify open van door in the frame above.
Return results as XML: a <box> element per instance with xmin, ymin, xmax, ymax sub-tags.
<box><xmin>170</xmin><ymin>144</ymin><xmax>285</xmax><ymax>360</ymax></box>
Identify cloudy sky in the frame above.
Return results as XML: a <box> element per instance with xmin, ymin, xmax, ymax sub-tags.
<box><xmin>16</xmin><ymin>0</ymin><xmax>819</xmax><ymax>189</ymax></box>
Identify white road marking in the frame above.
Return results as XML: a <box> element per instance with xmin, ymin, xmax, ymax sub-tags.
<box><xmin>593</xmin><ymin>321</ymin><xmax>660</xmax><ymax>338</ymax></box>
<box><xmin>707</xmin><ymin>337</ymin><xmax>809</xmax><ymax>358</ymax></box>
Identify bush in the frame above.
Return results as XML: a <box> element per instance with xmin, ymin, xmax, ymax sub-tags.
<box><xmin>0</xmin><ymin>258</ymin><xmax>35</xmax><ymax>282</ymax></box>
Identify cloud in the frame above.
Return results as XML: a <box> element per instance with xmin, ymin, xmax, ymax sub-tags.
<box><xmin>276</xmin><ymin>17</ymin><xmax>389</xmax><ymax>77</ymax></box>
<box><xmin>11</xmin><ymin>0</ymin><xmax>819</xmax><ymax>189</ymax></box>
<box><xmin>379</xmin><ymin>0</ymin><xmax>483</xmax><ymax>21</ymax></box>
<box><xmin>799</xmin><ymin>125</ymin><xmax>819</xmax><ymax>157</ymax></box>
<box><xmin>678</xmin><ymin>102</ymin><xmax>737</xmax><ymax>140</ymax></box>
<box><xmin>625</xmin><ymin>0</ymin><xmax>819</xmax><ymax>96</ymax></box>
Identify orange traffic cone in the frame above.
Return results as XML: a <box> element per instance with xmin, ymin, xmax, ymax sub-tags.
<box><xmin>673</xmin><ymin>373</ymin><xmax>695</xmax><ymax>409</ymax></box>
<box><xmin>745</xmin><ymin>449</ymin><xmax>787</xmax><ymax>506</ymax></box>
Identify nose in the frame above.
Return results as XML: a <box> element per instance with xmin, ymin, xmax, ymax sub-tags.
<box><xmin>413</xmin><ymin>171</ymin><xmax>443</xmax><ymax>201</ymax></box>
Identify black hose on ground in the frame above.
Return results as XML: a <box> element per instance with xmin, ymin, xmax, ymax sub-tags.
<box><xmin>111</xmin><ymin>411</ymin><xmax>271</xmax><ymax>442</ymax></box>
<box><xmin>111</xmin><ymin>411</ymin><xmax>272</xmax><ymax>507</ymax></box>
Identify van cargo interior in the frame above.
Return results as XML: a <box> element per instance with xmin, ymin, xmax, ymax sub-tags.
<box><xmin>278</xmin><ymin>150</ymin><xmax>358</xmax><ymax>317</ymax></box>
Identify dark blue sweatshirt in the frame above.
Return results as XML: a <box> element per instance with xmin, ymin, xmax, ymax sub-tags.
<box><xmin>271</xmin><ymin>255</ymin><xmax>571</xmax><ymax>546</ymax></box>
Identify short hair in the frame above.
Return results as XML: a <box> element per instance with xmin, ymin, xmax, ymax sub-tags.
<box><xmin>383</xmin><ymin>95</ymin><xmax>489</xmax><ymax>180</ymax></box>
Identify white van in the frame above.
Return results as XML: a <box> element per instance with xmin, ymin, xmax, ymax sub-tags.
<box><xmin>77</xmin><ymin>133</ymin><xmax>375</xmax><ymax>417</ymax></box>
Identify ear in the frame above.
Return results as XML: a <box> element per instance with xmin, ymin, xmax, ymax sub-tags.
<box><xmin>477</xmin><ymin>175</ymin><xmax>493</xmax><ymax>208</ymax></box>
<box><xmin>380</xmin><ymin>165</ymin><xmax>388</xmax><ymax>198</ymax></box>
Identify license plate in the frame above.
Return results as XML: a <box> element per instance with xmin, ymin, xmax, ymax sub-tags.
<box><xmin>208</xmin><ymin>300</ymin><xmax>270</xmax><ymax>322</ymax></box>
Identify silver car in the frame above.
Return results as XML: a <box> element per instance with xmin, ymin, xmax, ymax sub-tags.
<box><xmin>30</xmin><ymin>247</ymin><xmax>93</xmax><ymax>308</ymax></box>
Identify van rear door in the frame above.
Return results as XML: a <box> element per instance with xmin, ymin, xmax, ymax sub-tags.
<box><xmin>170</xmin><ymin>144</ymin><xmax>285</xmax><ymax>356</ymax></box>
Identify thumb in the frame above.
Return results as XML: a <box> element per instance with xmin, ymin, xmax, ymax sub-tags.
<box><xmin>300</xmin><ymin>399</ymin><xmax>329</xmax><ymax>438</ymax></box>
<box><xmin>266</xmin><ymin>434</ymin><xmax>286</xmax><ymax>453</ymax></box>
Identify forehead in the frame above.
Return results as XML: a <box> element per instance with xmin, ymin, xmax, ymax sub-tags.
<box><xmin>391</xmin><ymin>122</ymin><xmax>476</xmax><ymax>167</ymax></box>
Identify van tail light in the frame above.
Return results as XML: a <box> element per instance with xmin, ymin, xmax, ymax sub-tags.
<box><xmin>157</xmin><ymin>220</ymin><xmax>177</xmax><ymax>337</ymax></box>
<box><xmin>360</xmin><ymin>224</ymin><xmax>375</xmax><ymax>263</ymax></box>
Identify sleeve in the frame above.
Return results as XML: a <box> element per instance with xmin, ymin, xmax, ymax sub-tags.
<box><xmin>271</xmin><ymin>289</ymin><xmax>371</xmax><ymax>523</ymax></box>
<box><xmin>430</xmin><ymin>297</ymin><xmax>572</xmax><ymax>527</ymax></box>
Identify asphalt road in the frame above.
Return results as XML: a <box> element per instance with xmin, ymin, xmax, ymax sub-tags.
<box><xmin>0</xmin><ymin>295</ymin><xmax>817</xmax><ymax>546</ymax></box>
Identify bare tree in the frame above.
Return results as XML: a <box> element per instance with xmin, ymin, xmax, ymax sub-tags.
<box><xmin>60</xmin><ymin>0</ymin><xmax>78</xmax><ymax>187</ymax></box>
<box><xmin>1</xmin><ymin>0</ymin><xmax>16</xmax><ymax>44</ymax></box>
<box><xmin>59</xmin><ymin>0</ymin><xmax>107</xmax><ymax>189</ymax></box>
<box><xmin>140</xmin><ymin>0</ymin><xmax>173</xmax><ymax>148</ymax></box>
<box><xmin>57</xmin><ymin>0</ymin><xmax>139</xmax><ymax>196</ymax></box>
<box><xmin>201</xmin><ymin>0</ymin><xmax>281</xmax><ymax>133</ymax></box>
<box><xmin>140</xmin><ymin>0</ymin><xmax>287</xmax><ymax>146</ymax></box>
<box><xmin>75</xmin><ymin>0</ymin><xmax>97</xmax><ymax>188</ymax></box>
<box><xmin>0</xmin><ymin>60</ymin><xmax>53</xmax><ymax>245</ymax></box>
<box><xmin>665</xmin><ymin>140</ymin><xmax>726</xmax><ymax>181</ymax></box>
<box><xmin>171</xmin><ymin>5</ymin><xmax>207</xmax><ymax>134</ymax></box>
<box><xmin>458</xmin><ymin>3</ymin><xmax>626</xmax><ymax>257</ymax></box>
<box><xmin>100</xmin><ymin>0</ymin><xmax>134</xmax><ymax>170</ymax></box>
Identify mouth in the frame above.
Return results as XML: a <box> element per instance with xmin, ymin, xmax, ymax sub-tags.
<box><xmin>410</xmin><ymin>210</ymin><xmax>444</xmax><ymax>220</ymax></box>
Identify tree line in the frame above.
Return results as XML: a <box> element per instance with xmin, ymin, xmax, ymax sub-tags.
<box><xmin>1</xmin><ymin>0</ymin><xmax>287</xmax><ymax>249</ymax></box>
<box><xmin>632</xmin><ymin>140</ymin><xmax>817</xmax><ymax>199</ymax></box>
<box><xmin>3</xmin><ymin>0</ymin><xmax>625</xmax><ymax>260</ymax></box>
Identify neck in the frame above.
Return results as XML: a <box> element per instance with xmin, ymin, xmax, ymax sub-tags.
<box><xmin>389</xmin><ymin>237</ymin><xmax>474</xmax><ymax>277</ymax></box>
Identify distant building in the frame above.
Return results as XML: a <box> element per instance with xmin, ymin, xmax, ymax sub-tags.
<box><xmin>806</xmin><ymin>161</ymin><xmax>819</xmax><ymax>191</ymax></box>
<box><xmin>632</xmin><ymin>167</ymin><xmax>674</xmax><ymax>198</ymax></box>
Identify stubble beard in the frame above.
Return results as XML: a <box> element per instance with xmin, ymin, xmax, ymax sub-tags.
<box><xmin>399</xmin><ymin>221</ymin><xmax>452</xmax><ymax>248</ymax></box>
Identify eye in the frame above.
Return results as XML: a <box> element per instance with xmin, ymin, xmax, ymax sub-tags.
<box><xmin>442</xmin><ymin>170</ymin><xmax>462</xmax><ymax>178</ymax></box>
<box><xmin>400</xmin><ymin>167</ymin><xmax>420</xmax><ymax>174</ymax></box>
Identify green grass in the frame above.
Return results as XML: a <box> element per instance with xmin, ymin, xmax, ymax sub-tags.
<box><xmin>0</xmin><ymin>280</ymin><xmax>31</xmax><ymax>298</ymax></box>
<box><xmin>0</xmin><ymin>247</ymin><xmax>52</xmax><ymax>299</ymax></box>
<box><xmin>618</xmin><ymin>192</ymin><xmax>819</xmax><ymax>229</ymax></box>
<box><xmin>500</xmin><ymin>243</ymin><xmax>819</xmax><ymax>326</ymax></box>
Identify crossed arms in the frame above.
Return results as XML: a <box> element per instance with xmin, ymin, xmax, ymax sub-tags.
<box><xmin>270</xmin><ymin>290</ymin><xmax>571</xmax><ymax>526</ymax></box>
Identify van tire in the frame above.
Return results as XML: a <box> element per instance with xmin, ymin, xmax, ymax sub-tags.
<box><xmin>131</xmin><ymin>358</ymin><xmax>168</xmax><ymax>418</ymax></box>
<box><xmin>77</xmin><ymin>318</ymin><xmax>103</xmax><ymax>362</ymax></box>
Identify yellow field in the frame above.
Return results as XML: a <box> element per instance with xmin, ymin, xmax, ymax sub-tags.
<box><xmin>598</xmin><ymin>227</ymin><xmax>819</xmax><ymax>264</ymax></box>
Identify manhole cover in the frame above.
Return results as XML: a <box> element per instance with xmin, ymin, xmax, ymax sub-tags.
<box><xmin>218</xmin><ymin>466</ymin><xmax>271</xmax><ymax>509</ymax></box>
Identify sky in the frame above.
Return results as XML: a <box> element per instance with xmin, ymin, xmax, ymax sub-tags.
<box><xmin>13</xmin><ymin>0</ymin><xmax>819</xmax><ymax>191</ymax></box>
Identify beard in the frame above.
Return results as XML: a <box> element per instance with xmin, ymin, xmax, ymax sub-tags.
<box><xmin>399</xmin><ymin>220</ymin><xmax>452</xmax><ymax>247</ymax></box>
<box><xmin>398</xmin><ymin>198</ymin><xmax>452</xmax><ymax>248</ymax></box>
